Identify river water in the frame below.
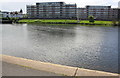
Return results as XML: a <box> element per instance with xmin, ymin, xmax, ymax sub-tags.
<box><xmin>1</xmin><ymin>24</ymin><xmax>118</xmax><ymax>73</ymax></box>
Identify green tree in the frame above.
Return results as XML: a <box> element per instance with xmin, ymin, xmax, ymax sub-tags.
<box><xmin>118</xmin><ymin>21</ymin><xmax>120</xmax><ymax>26</ymax></box>
<box><xmin>88</xmin><ymin>16</ymin><xmax>95</xmax><ymax>23</ymax></box>
<box><xmin>6</xmin><ymin>15</ymin><xmax>10</xmax><ymax>20</ymax></box>
<box><xmin>20</xmin><ymin>9</ymin><xmax>23</xmax><ymax>13</ymax></box>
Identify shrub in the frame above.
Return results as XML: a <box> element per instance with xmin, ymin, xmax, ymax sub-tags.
<box><xmin>88</xmin><ymin>16</ymin><xmax>95</xmax><ymax>23</ymax></box>
<box><xmin>112</xmin><ymin>20</ymin><xmax>117</xmax><ymax>26</ymax></box>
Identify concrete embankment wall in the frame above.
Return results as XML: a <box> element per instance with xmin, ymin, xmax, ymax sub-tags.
<box><xmin>0</xmin><ymin>54</ymin><xmax>119</xmax><ymax>76</ymax></box>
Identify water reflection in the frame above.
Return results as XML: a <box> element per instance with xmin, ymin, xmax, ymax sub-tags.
<box><xmin>2</xmin><ymin>24</ymin><xmax>118</xmax><ymax>73</ymax></box>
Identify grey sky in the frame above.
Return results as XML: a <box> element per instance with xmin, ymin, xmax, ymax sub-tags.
<box><xmin>0</xmin><ymin>0</ymin><xmax>119</xmax><ymax>13</ymax></box>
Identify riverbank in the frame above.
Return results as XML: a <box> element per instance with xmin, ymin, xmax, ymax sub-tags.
<box><xmin>1</xmin><ymin>54</ymin><xmax>119</xmax><ymax>76</ymax></box>
<box><xmin>0</xmin><ymin>18</ymin><xmax>18</xmax><ymax>24</ymax></box>
<box><xmin>1</xmin><ymin>20</ymin><xmax>13</xmax><ymax>24</ymax></box>
<box><xmin>18</xmin><ymin>19</ymin><xmax>119</xmax><ymax>26</ymax></box>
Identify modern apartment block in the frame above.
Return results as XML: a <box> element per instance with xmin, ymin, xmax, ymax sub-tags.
<box><xmin>109</xmin><ymin>8</ymin><xmax>120</xmax><ymax>21</ymax></box>
<box><xmin>27</xmin><ymin>5</ymin><xmax>37</xmax><ymax>18</ymax></box>
<box><xmin>27</xmin><ymin>2</ymin><xmax>77</xmax><ymax>19</ymax></box>
<box><xmin>27</xmin><ymin>2</ymin><xmax>120</xmax><ymax>20</ymax></box>
<box><xmin>78</xmin><ymin>6</ymin><xmax>120</xmax><ymax>21</ymax></box>
<box><xmin>87</xmin><ymin>6</ymin><xmax>111</xmax><ymax>20</ymax></box>
<box><xmin>77</xmin><ymin>8</ymin><xmax>87</xmax><ymax>20</ymax></box>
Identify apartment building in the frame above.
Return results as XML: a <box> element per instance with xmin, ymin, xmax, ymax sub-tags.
<box><xmin>27</xmin><ymin>2</ymin><xmax>77</xmax><ymax>19</ymax></box>
<box><xmin>77</xmin><ymin>8</ymin><xmax>87</xmax><ymax>20</ymax></box>
<box><xmin>27</xmin><ymin>5</ymin><xmax>37</xmax><ymax>18</ymax></box>
<box><xmin>27</xmin><ymin>2</ymin><xmax>119</xmax><ymax>20</ymax></box>
<box><xmin>109</xmin><ymin>8</ymin><xmax>119</xmax><ymax>21</ymax></box>
<box><xmin>86</xmin><ymin>6</ymin><xmax>111</xmax><ymax>20</ymax></box>
<box><xmin>78</xmin><ymin>6</ymin><xmax>120</xmax><ymax>21</ymax></box>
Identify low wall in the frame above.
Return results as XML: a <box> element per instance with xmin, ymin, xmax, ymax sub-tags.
<box><xmin>0</xmin><ymin>54</ymin><xmax>119</xmax><ymax>76</ymax></box>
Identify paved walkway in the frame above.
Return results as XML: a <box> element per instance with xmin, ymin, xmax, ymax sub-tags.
<box><xmin>2</xmin><ymin>61</ymin><xmax>62</xmax><ymax>76</ymax></box>
<box><xmin>1</xmin><ymin>55</ymin><xmax>119</xmax><ymax>77</ymax></box>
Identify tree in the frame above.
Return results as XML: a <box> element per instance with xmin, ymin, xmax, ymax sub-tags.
<box><xmin>118</xmin><ymin>21</ymin><xmax>120</xmax><ymax>26</ymax></box>
<box><xmin>15</xmin><ymin>11</ymin><xmax>18</xmax><ymax>14</ymax></box>
<box><xmin>20</xmin><ymin>9</ymin><xmax>23</xmax><ymax>13</ymax></box>
<box><xmin>88</xmin><ymin>16</ymin><xmax>95</xmax><ymax>23</ymax></box>
<box><xmin>6</xmin><ymin>15</ymin><xmax>10</xmax><ymax>20</ymax></box>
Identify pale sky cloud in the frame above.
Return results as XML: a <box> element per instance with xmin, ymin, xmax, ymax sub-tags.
<box><xmin>0</xmin><ymin>0</ymin><xmax>119</xmax><ymax>13</ymax></box>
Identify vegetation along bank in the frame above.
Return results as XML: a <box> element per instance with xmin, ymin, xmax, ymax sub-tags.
<box><xmin>18</xmin><ymin>19</ymin><xmax>120</xmax><ymax>26</ymax></box>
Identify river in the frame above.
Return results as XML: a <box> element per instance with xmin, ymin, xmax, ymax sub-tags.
<box><xmin>1</xmin><ymin>24</ymin><xmax>118</xmax><ymax>73</ymax></box>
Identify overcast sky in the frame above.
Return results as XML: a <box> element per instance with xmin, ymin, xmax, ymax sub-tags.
<box><xmin>0</xmin><ymin>0</ymin><xmax>119</xmax><ymax>13</ymax></box>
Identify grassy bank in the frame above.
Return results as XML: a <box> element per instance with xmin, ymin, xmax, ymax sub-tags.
<box><xmin>18</xmin><ymin>19</ymin><xmax>77</xmax><ymax>24</ymax></box>
<box><xmin>18</xmin><ymin>19</ymin><xmax>119</xmax><ymax>26</ymax></box>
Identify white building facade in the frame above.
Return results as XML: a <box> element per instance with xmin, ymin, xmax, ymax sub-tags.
<box><xmin>1</xmin><ymin>11</ymin><xmax>24</xmax><ymax>18</ymax></box>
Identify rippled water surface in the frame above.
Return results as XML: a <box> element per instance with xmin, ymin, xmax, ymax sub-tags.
<box><xmin>1</xmin><ymin>24</ymin><xmax>118</xmax><ymax>73</ymax></box>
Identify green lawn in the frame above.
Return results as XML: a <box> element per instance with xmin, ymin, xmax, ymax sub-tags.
<box><xmin>18</xmin><ymin>19</ymin><xmax>114</xmax><ymax>25</ymax></box>
<box><xmin>80</xmin><ymin>20</ymin><xmax>112</xmax><ymax>24</ymax></box>
<box><xmin>18</xmin><ymin>19</ymin><xmax>77</xmax><ymax>23</ymax></box>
